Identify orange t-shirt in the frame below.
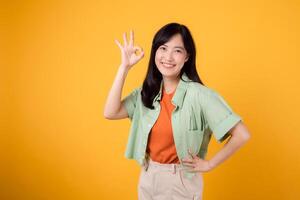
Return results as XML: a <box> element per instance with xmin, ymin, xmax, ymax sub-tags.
<box><xmin>146</xmin><ymin>88</ymin><xmax>180</xmax><ymax>164</ymax></box>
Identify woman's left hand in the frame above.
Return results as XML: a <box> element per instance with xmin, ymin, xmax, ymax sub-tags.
<box><xmin>181</xmin><ymin>149</ymin><xmax>214</xmax><ymax>173</ymax></box>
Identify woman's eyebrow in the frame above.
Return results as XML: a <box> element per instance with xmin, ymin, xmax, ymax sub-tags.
<box><xmin>162</xmin><ymin>44</ymin><xmax>185</xmax><ymax>50</ymax></box>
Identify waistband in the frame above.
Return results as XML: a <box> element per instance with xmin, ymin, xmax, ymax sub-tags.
<box><xmin>143</xmin><ymin>158</ymin><xmax>184</xmax><ymax>174</ymax></box>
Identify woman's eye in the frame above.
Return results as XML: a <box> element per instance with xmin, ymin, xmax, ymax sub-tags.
<box><xmin>160</xmin><ymin>47</ymin><xmax>166</xmax><ymax>50</ymax></box>
<box><xmin>175</xmin><ymin>50</ymin><xmax>182</xmax><ymax>53</ymax></box>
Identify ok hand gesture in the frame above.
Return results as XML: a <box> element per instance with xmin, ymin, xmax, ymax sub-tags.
<box><xmin>115</xmin><ymin>30</ymin><xmax>144</xmax><ymax>70</ymax></box>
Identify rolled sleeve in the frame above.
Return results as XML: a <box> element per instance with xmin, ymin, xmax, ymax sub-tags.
<box><xmin>203</xmin><ymin>90</ymin><xmax>242</xmax><ymax>143</ymax></box>
<box><xmin>123</xmin><ymin>88</ymin><xmax>140</xmax><ymax>120</ymax></box>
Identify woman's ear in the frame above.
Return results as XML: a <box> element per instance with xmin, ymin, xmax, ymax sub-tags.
<box><xmin>185</xmin><ymin>55</ymin><xmax>189</xmax><ymax>62</ymax></box>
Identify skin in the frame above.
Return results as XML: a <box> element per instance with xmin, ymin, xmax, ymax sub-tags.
<box><xmin>154</xmin><ymin>33</ymin><xmax>189</xmax><ymax>94</ymax></box>
<box><xmin>182</xmin><ymin>121</ymin><xmax>250</xmax><ymax>172</ymax></box>
<box><xmin>104</xmin><ymin>30</ymin><xmax>251</xmax><ymax>173</ymax></box>
<box><xmin>103</xmin><ymin>30</ymin><xmax>144</xmax><ymax>120</ymax></box>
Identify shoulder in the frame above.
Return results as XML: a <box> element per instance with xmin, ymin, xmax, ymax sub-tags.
<box><xmin>129</xmin><ymin>86</ymin><xmax>142</xmax><ymax>96</ymax></box>
<box><xmin>184</xmin><ymin>81</ymin><xmax>227</xmax><ymax>110</ymax></box>
<box><xmin>185</xmin><ymin>81</ymin><xmax>217</xmax><ymax>98</ymax></box>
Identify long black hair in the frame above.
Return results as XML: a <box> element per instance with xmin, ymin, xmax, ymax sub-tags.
<box><xmin>141</xmin><ymin>22</ymin><xmax>204</xmax><ymax>109</ymax></box>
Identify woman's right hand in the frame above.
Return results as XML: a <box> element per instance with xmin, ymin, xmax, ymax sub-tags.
<box><xmin>115</xmin><ymin>30</ymin><xmax>144</xmax><ymax>70</ymax></box>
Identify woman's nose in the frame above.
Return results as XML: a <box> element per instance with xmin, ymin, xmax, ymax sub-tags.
<box><xmin>164</xmin><ymin>51</ymin><xmax>174</xmax><ymax>61</ymax></box>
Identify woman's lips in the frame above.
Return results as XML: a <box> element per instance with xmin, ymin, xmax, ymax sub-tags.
<box><xmin>161</xmin><ymin>62</ymin><xmax>176</xmax><ymax>68</ymax></box>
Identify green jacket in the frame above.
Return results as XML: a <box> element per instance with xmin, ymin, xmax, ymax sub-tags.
<box><xmin>124</xmin><ymin>73</ymin><xmax>242</xmax><ymax>178</ymax></box>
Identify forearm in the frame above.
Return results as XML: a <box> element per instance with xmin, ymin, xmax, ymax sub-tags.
<box><xmin>208</xmin><ymin>125</ymin><xmax>250</xmax><ymax>170</ymax></box>
<box><xmin>103</xmin><ymin>65</ymin><xmax>129</xmax><ymax>117</ymax></box>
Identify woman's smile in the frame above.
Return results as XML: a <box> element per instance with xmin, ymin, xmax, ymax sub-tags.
<box><xmin>161</xmin><ymin>62</ymin><xmax>176</xmax><ymax>68</ymax></box>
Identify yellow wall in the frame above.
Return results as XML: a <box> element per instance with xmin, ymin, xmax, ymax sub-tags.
<box><xmin>2</xmin><ymin>0</ymin><xmax>300</xmax><ymax>199</ymax></box>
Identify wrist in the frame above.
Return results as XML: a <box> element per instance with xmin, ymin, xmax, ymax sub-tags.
<box><xmin>208</xmin><ymin>160</ymin><xmax>215</xmax><ymax>170</ymax></box>
<box><xmin>120</xmin><ymin>63</ymin><xmax>131</xmax><ymax>69</ymax></box>
<box><xmin>118</xmin><ymin>65</ymin><xmax>130</xmax><ymax>74</ymax></box>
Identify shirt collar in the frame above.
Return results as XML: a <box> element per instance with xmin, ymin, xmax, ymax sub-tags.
<box><xmin>153</xmin><ymin>73</ymin><xmax>191</xmax><ymax>108</ymax></box>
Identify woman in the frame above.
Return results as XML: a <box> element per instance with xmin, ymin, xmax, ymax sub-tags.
<box><xmin>104</xmin><ymin>23</ymin><xmax>250</xmax><ymax>200</ymax></box>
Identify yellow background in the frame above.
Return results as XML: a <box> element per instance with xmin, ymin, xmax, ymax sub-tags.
<box><xmin>1</xmin><ymin>0</ymin><xmax>300</xmax><ymax>199</ymax></box>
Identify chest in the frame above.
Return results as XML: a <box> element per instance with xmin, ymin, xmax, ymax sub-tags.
<box><xmin>136</xmin><ymin>99</ymin><xmax>206</xmax><ymax>137</ymax></box>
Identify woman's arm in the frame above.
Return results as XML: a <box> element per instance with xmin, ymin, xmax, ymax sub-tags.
<box><xmin>207</xmin><ymin>121</ymin><xmax>250</xmax><ymax>169</ymax></box>
<box><xmin>103</xmin><ymin>31</ymin><xmax>144</xmax><ymax>120</ymax></box>
<box><xmin>103</xmin><ymin>66</ymin><xmax>130</xmax><ymax>119</ymax></box>
<box><xmin>182</xmin><ymin>121</ymin><xmax>251</xmax><ymax>172</ymax></box>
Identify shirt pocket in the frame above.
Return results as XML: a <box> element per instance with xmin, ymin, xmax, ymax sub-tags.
<box><xmin>188</xmin><ymin>107</ymin><xmax>204</xmax><ymax>132</ymax></box>
<box><xmin>187</xmin><ymin>127</ymin><xmax>203</xmax><ymax>156</ymax></box>
<box><xmin>188</xmin><ymin>115</ymin><xmax>198</xmax><ymax>131</ymax></box>
<box><xmin>185</xmin><ymin>107</ymin><xmax>205</xmax><ymax>156</ymax></box>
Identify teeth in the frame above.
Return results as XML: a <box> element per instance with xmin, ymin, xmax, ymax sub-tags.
<box><xmin>162</xmin><ymin>62</ymin><xmax>175</xmax><ymax>67</ymax></box>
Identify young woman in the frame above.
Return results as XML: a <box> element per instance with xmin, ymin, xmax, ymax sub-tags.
<box><xmin>104</xmin><ymin>23</ymin><xmax>251</xmax><ymax>200</ymax></box>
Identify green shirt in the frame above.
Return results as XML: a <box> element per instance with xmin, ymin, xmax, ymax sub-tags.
<box><xmin>123</xmin><ymin>73</ymin><xmax>242</xmax><ymax>178</ymax></box>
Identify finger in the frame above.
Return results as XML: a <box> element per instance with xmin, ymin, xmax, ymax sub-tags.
<box><xmin>137</xmin><ymin>50</ymin><xmax>144</xmax><ymax>60</ymax></box>
<box><xmin>181</xmin><ymin>158</ymin><xmax>195</xmax><ymax>164</ymax></box>
<box><xmin>185</xmin><ymin>169</ymin><xmax>199</xmax><ymax>173</ymax></box>
<box><xmin>115</xmin><ymin>39</ymin><xmax>123</xmax><ymax>50</ymax></box>
<box><xmin>129</xmin><ymin>30</ymin><xmax>134</xmax><ymax>46</ymax></box>
<box><xmin>133</xmin><ymin>46</ymin><xmax>142</xmax><ymax>53</ymax></box>
<box><xmin>182</xmin><ymin>162</ymin><xmax>195</xmax><ymax>168</ymax></box>
<box><xmin>134</xmin><ymin>46</ymin><xmax>144</xmax><ymax>58</ymax></box>
<box><xmin>188</xmin><ymin>149</ymin><xmax>196</xmax><ymax>159</ymax></box>
<box><xmin>139</xmin><ymin>51</ymin><xmax>144</xmax><ymax>59</ymax></box>
<box><xmin>123</xmin><ymin>32</ymin><xmax>128</xmax><ymax>46</ymax></box>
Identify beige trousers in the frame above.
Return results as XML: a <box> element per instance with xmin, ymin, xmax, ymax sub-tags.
<box><xmin>138</xmin><ymin>159</ymin><xmax>203</xmax><ymax>200</ymax></box>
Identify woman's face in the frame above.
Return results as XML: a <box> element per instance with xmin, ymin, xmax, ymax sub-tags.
<box><xmin>155</xmin><ymin>33</ymin><xmax>189</xmax><ymax>80</ymax></box>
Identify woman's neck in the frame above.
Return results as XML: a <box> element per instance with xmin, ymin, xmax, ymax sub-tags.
<box><xmin>162</xmin><ymin>76</ymin><xmax>180</xmax><ymax>94</ymax></box>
